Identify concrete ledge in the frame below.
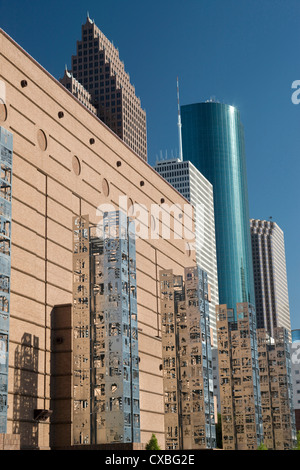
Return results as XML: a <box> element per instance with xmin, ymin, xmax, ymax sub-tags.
<box><xmin>0</xmin><ymin>434</ymin><xmax>21</xmax><ymax>450</ymax></box>
<box><xmin>52</xmin><ymin>442</ymin><xmax>145</xmax><ymax>451</ymax></box>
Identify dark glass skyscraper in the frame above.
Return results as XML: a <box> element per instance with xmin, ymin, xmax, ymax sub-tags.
<box><xmin>181</xmin><ymin>102</ymin><xmax>255</xmax><ymax>316</ymax></box>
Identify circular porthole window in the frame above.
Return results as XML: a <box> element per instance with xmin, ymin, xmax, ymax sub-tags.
<box><xmin>185</xmin><ymin>242</ymin><xmax>192</xmax><ymax>257</ymax></box>
<box><xmin>72</xmin><ymin>155</ymin><xmax>81</xmax><ymax>176</ymax></box>
<box><xmin>150</xmin><ymin>215</ymin><xmax>156</xmax><ymax>232</ymax></box>
<box><xmin>102</xmin><ymin>178</ymin><xmax>110</xmax><ymax>197</ymax></box>
<box><xmin>128</xmin><ymin>197</ymin><xmax>134</xmax><ymax>216</ymax></box>
<box><xmin>37</xmin><ymin>129</ymin><xmax>47</xmax><ymax>151</ymax></box>
<box><xmin>0</xmin><ymin>101</ymin><xmax>7</xmax><ymax>122</ymax></box>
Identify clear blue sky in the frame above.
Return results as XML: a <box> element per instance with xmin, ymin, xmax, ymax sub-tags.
<box><xmin>1</xmin><ymin>0</ymin><xmax>299</xmax><ymax>330</ymax></box>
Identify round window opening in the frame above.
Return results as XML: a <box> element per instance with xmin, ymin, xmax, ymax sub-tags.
<box><xmin>102</xmin><ymin>178</ymin><xmax>110</xmax><ymax>197</ymax></box>
<box><xmin>128</xmin><ymin>198</ymin><xmax>134</xmax><ymax>216</ymax></box>
<box><xmin>72</xmin><ymin>156</ymin><xmax>81</xmax><ymax>176</ymax></box>
<box><xmin>0</xmin><ymin>101</ymin><xmax>7</xmax><ymax>122</ymax></box>
<box><xmin>37</xmin><ymin>129</ymin><xmax>47</xmax><ymax>151</ymax></box>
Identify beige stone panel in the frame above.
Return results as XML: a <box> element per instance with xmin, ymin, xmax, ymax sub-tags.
<box><xmin>81</xmin><ymin>167</ymin><xmax>102</xmax><ymax>195</ymax></box>
<box><xmin>9</xmin><ymin>294</ymin><xmax>45</xmax><ymax>327</ymax></box>
<box><xmin>47</xmin><ymin>197</ymin><xmax>74</xmax><ymax>230</ymax></box>
<box><xmin>136</xmin><ymin>269</ymin><xmax>156</xmax><ymax>292</ymax></box>
<box><xmin>139</xmin><ymin>354</ymin><xmax>162</xmax><ymax>385</ymax></box>
<box><xmin>12</xmin><ymin>198</ymin><xmax>45</xmax><ymax>237</ymax></box>
<box><xmin>40</xmin><ymin>155</ymin><xmax>73</xmax><ymax>190</ymax></box>
<box><xmin>79</xmin><ymin>184</ymin><xmax>103</xmax><ymax>218</ymax></box>
<box><xmin>8</xmin><ymin>329</ymin><xmax>45</xmax><ymax>367</ymax></box>
<box><xmin>139</xmin><ymin>334</ymin><xmax>162</xmax><ymax>360</ymax></box>
<box><xmin>43</xmin><ymin>372</ymin><xmax>51</xmax><ymax>399</ymax></box>
<box><xmin>140</xmin><ymin>410</ymin><xmax>164</xmax><ymax>434</ymax></box>
<box><xmin>157</xmin><ymin>249</ymin><xmax>190</xmax><ymax>273</ymax></box>
<box><xmin>81</xmin><ymin>199</ymin><xmax>99</xmax><ymax>226</ymax></box>
<box><xmin>46</xmin><ymin>283</ymin><xmax>72</xmax><ymax>309</ymax></box>
<box><xmin>46</xmin><ymin>262</ymin><xmax>72</xmax><ymax>295</ymax></box>
<box><xmin>8</xmin><ymin>336</ymin><xmax>43</xmax><ymax>373</ymax></box>
<box><xmin>140</xmin><ymin>390</ymin><xmax>164</xmax><ymax>415</ymax></box>
<box><xmin>136</xmin><ymin>242</ymin><xmax>156</xmax><ymax>263</ymax></box>
<box><xmin>47</xmin><ymin>218</ymin><xmax>72</xmax><ymax>251</ymax></box>
<box><xmin>47</xmin><ymin>134</ymin><xmax>71</xmax><ymax>168</ymax></box>
<box><xmin>12</xmin><ymin>153</ymin><xmax>43</xmax><ymax>191</ymax></box>
<box><xmin>138</xmin><ymin>306</ymin><xmax>159</xmax><ymax>333</ymax></box>
<box><xmin>136</xmin><ymin>252</ymin><xmax>156</xmax><ymax>277</ymax></box>
<box><xmin>11</xmin><ymin>223</ymin><xmax>45</xmax><ymax>258</ymax></box>
<box><xmin>136</xmin><ymin>286</ymin><xmax>157</xmax><ymax>312</ymax></box>
<box><xmin>11</xmin><ymin>269</ymin><xmax>45</xmax><ymax>304</ymax></box>
<box><xmin>8</xmin><ymin>102</ymin><xmax>36</xmax><ymax>145</ymax></box>
<box><xmin>139</xmin><ymin>371</ymin><xmax>164</xmax><ymax>396</ymax></box>
<box><xmin>71</xmin><ymin>193</ymin><xmax>81</xmax><ymax>216</ymax></box>
<box><xmin>38</xmin><ymin>422</ymin><xmax>51</xmax><ymax>449</ymax></box>
<box><xmin>12</xmin><ymin>176</ymin><xmax>45</xmax><ymax>215</ymax></box>
<box><xmin>47</xmin><ymin>178</ymin><xmax>73</xmax><ymax>211</ymax></box>
<box><xmin>47</xmin><ymin>240</ymin><xmax>72</xmax><ymax>272</ymax></box>
<box><xmin>11</xmin><ymin>245</ymin><xmax>45</xmax><ymax>282</ymax></box>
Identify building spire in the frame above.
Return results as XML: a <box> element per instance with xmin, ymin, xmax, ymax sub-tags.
<box><xmin>177</xmin><ymin>77</ymin><xmax>183</xmax><ymax>161</ymax></box>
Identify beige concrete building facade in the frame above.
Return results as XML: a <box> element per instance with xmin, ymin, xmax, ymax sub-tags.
<box><xmin>0</xmin><ymin>28</ymin><xmax>196</xmax><ymax>449</ymax></box>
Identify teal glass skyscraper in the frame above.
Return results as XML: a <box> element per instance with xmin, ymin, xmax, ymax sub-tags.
<box><xmin>181</xmin><ymin>102</ymin><xmax>255</xmax><ymax>315</ymax></box>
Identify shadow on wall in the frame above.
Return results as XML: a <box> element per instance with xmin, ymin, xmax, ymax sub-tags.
<box><xmin>12</xmin><ymin>333</ymin><xmax>39</xmax><ymax>449</ymax></box>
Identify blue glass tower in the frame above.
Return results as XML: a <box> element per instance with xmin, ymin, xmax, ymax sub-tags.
<box><xmin>181</xmin><ymin>102</ymin><xmax>255</xmax><ymax>316</ymax></box>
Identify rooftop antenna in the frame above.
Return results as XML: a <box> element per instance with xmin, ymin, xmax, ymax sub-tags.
<box><xmin>177</xmin><ymin>77</ymin><xmax>183</xmax><ymax>161</ymax></box>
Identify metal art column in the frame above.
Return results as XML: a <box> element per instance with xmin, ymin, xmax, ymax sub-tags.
<box><xmin>0</xmin><ymin>127</ymin><xmax>12</xmax><ymax>434</ymax></box>
<box><xmin>72</xmin><ymin>215</ymin><xmax>91</xmax><ymax>444</ymax></box>
<box><xmin>89</xmin><ymin>211</ymin><xmax>140</xmax><ymax>444</ymax></box>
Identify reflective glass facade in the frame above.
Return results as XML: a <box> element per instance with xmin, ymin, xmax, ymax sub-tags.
<box><xmin>181</xmin><ymin>102</ymin><xmax>255</xmax><ymax>316</ymax></box>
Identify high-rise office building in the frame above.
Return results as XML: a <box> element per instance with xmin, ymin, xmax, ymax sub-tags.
<box><xmin>154</xmin><ymin>158</ymin><xmax>219</xmax><ymax>344</ymax></box>
<box><xmin>60</xmin><ymin>15</ymin><xmax>147</xmax><ymax>161</ymax></box>
<box><xmin>60</xmin><ymin>68</ymin><xmax>97</xmax><ymax>114</ymax></box>
<box><xmin>250</xmin><ymin>219</ymin><xmax>292</xmax><ymax>341</ymax></box>
<box><xmin>181</xmin><ymin>101</ymin><xmax>255</xmax><ymax>315</ymax></box>
<box><xmin>160</xmin><ymin>267</ymin><xmax>216</xmax><ymax>450</ymax></box>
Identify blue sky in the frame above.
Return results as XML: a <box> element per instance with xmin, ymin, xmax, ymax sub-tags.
<box><xmin>1</xmin><ymin>0</ymin><xmax>299</xmax><ymax>330</ymax></box>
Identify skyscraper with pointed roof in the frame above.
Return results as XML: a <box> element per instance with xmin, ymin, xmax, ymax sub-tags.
<box><xmin>60</xmin><ymin>15</ymin><xmax>147</xmax><ymax>161</ymax></box>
